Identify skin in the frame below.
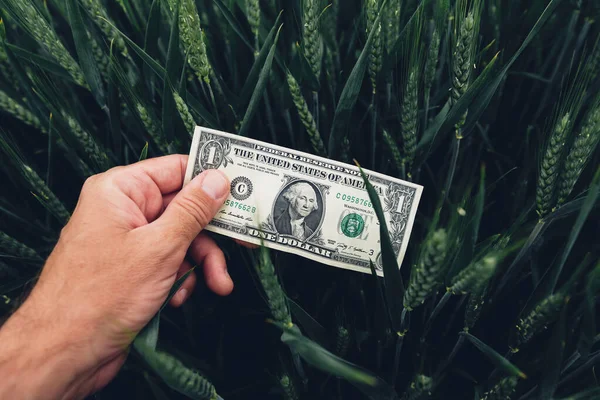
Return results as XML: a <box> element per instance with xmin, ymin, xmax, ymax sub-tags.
<box><xmin>289</xmin><ymin>184</ymin><xmax>317</xmax><ymax>219</ymax></box>
<box><xmin>0</xmin><ymin>155</ymin><xmax>239</xmax><ymax>400</ymax></box>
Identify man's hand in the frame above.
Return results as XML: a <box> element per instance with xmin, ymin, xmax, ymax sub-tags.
<box><xmin>0</xmin><ymin>155</ymin><xmax>233</xmax><ymax>400</ymax></box>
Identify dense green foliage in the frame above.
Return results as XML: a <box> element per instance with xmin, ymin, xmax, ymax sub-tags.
<box><xmin>1</xmin><ymin>0</ymin><xmax>600</xmax><ymax>399</ymax></box>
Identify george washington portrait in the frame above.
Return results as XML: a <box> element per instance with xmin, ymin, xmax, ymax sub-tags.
<box><xmin>273</xmin><ymin>181</ymin><xmax>323</xmax><ymax>241</ymax></box>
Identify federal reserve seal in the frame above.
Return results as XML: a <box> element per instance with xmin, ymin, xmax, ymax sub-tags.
<box><xmin>340</xmin><ymin>213</ymin><xmax>365</xmax><ymax>238</ymax></box>
<box><xmin>230</xmin><ymin>176</ymin><xmax>253</xmax><ymax>200</ymax></box>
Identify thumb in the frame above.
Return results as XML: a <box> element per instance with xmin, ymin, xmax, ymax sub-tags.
<box><xmin>157</xmin><ymin>169</ymin><xmax>229</xmax><ymax>244</ymax></box>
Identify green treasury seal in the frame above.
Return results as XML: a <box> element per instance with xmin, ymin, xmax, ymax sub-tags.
<box><xmin>340</xmin><ymin>213</ymin><xmax>365</xmax><ymax>238</ymax></box>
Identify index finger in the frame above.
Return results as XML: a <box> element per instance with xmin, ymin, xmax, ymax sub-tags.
<box><xmin>130</xmin><ymin>154</ymin><xmax>190</xmax><ymax>194</ymax></box>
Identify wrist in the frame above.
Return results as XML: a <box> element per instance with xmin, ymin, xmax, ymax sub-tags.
<box><xmin>0</xmin><ymin>294</ymin><xmax>97</xmax><ymax>399</ymax></box>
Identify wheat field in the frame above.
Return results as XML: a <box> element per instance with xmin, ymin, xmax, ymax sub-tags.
<box><xmin>1</xmin><ymin>0</ymin><xmax>600</xmax><ymax>399</ymax></box>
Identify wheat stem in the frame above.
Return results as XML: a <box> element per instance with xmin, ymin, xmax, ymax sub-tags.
<box><xmin>402</xmin><ymin>374</ymin><xmax>433</xmax><ymax>400</ymax></box>
<box><xmin>0</xmin><ymin>231</ymin><xmax>43</xmax><ymax>261</ymax></box>
<box><xmin>256</xmin><ymin>248</ymin><xmax>293</xmax><ymax>327</ymax></box>
<box><xmin>448</xmin><ymin>255</ymin><xmax>497</xmax><ymax>295</ymax></box>
<box><xmin>286</xmin><ymin>71</ymin><xmax>326</xmax><ymax>156</ymax></box>
<box><xmin>481</xmin><ymin>376</ymin><xmax>518</xmax><ymax>400</ymax></box>
<box><xmin>22</xmin><ymin>164</ymin><xmax>71</xmax><ymax>225</ymax></box>
<box><xmin>403</xmin><ymin>229</ymin><xmax>448</xmax><ymax>310</ymax></box>
<box><xmin>557</xmin><ymin>107</ymin><xmax>600</xmax><ymax>206</ymax></box>
<box><xmin>401</xmin><ymin>69</ymin><xmax>419</xmax><ymax>172</ymax></box>
<box><xmin>3</xmin><ymin>0</ymin><xmax>86</xmax><ymax>87</ymax></box>
<box><xmin>512</xmin><ymin>293</ymin><xmax>566</xmax><ymax>349</ymax></box>
<box><xmin>367</xmin><ymin>0</ymin><xmax>382</xmax><ymax>93</ymax></box>
<box><xmin>81</xmin><ymin>0</ymin><xmax>128</xmax><ymax>56</ymax></box>
<box><xmin>64</xmin><ymin>114</ymin><xmax>111</xmax><ymax>171</ymax></box>
<box><xmin>246</xmin><ymin>0</ymin><xmax>261</xmax><ymax>51</ymax></box>
<box><xmin>302</xmin><ymin>0</ymin><xmax>323</xmax><ymax>79</ymax></box>
<box><xmin>168</xmin><ymin>0</ymin><xmax>212</xmax><ymax>83</ymax></box>
<box><xmin>536</xmin><ymin>113</ymin><xmax>571</xmax><ymax>218</ymax></box>
<box><xmin>173</xmin><ymin>91</ymin><xmax>197</xmax><ymax>136</ymax></box>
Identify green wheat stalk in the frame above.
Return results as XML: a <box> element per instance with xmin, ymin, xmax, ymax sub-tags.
<box><xmin>402</xmin><ymin>374</ymin><xmax>433</xmax><ymax>400</ymax></box>
<box><xmin>557</xmin><ymin>105</ymin><xmax>600</xmax><ymax>206</ymax></box>
<box><xmin>403</xmin><ymin>229</ymin><xmax>448</xmax><ymax>310</ymax></box>
<box><xmin>401</xmin><ymin>68</ymin><xmax>419</xmax><ymax>171</ymax></box>
<box><xmin>0</xmin><ymin>231</ymin><xmax>43</xmax><ymax>261</ymax></box>
<box><xmin>286</xmin><ymin>70</ymin><xmax>326</xmax><ymax>156</ymax></box>
<box><xmin>64</xmin><ymin>114</ymin><xmax>111</xmax><ymax>171</ymax></box>
<box><xmin>278</xmin><ymin>374</ymin><xmax>299</xmax><ymax>400</ymax></box>
<box><xmin>167</xmin><ymin>0</ymin><xmax>212</xmax><ymax>83</ymax></box>
<box><xmin>23</xmin><ymin>164</ymin><xmax>71</xmax><ymax>225</ymax></box>
<box><xmin>0</xmin><ymin>90</ymin><xmax>45</xmax><ymax>132</ymax></box>
<box><xmin>383</xmin><ymin>129</ymin><xmax>403</xmax><ymax>173</ymax></box>
<box><xmin>302</xmin><ymin>0</ymin><xmax>323</xmax><ymax>79</ymax></box>
<box><xmin>481</xmin><ymin>376</ymin><xmax>518</xmax><ymax>400</ymax></box>
<box><xmin>383</xmin><ymin>0</ymin><xmax>401</xmax><ymax>56</ymax></box>
<box><xmin>135</xmin><ymin>102</ymin><xmax>170</xmax><ymax>154</ymax></box>
<box><xmin>367</xmin><ymin>0</ymin><xmax>382</xmax><ymax>93</ymax></box>
<box><xmin>512</xmin><ymin>293</ymin><xmax>567</xmax><ymax>349</ymax></box>
<box><xmin>448</xmin><ymin>255</ymin><xmax>497</xmax><ymax>295</ymax></box>
<box><xmin>256</xmin><ymin>247</ymin><xmax>293</xmax><ymax>327</ymax></box>
<box><xmin>246</xmin><ymin>0</ymin><xmax>261</xmax><ymax>51</ymax></box>
<box><xmin>173</xmin><ymin>91</ymin><xmax>197</xmax><ymax>135</ymax></box>
<box><xmin>536</xmin><ymin>113</ymin><xmax>572</xmax><ymax>218</ymax></box>
<box><xmin>1</xmin><ymin>0</ymin><xmax>86</xmax><ymax>87</ymax></box>
<box><xmin>81</xmin><ymin>0</ymin><xmax>128</xmax><ymax>56</ymax></box>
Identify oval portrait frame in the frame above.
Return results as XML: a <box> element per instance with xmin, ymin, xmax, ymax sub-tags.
<box><xmin>271</xmin><ymin>179</ymin><xmax>325</xmax><ymax>242</ymax></box>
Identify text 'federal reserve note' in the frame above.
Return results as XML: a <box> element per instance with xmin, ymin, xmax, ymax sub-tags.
<box><xmin>184</xmin><ymin>126</ymin><xmax>423</xmax><ymax>275</ymax></box>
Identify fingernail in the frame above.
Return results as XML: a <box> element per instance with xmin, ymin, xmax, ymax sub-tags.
<box><xmin>177</xmin><ymin>288</ymin><xmax>188</xmax><ymax>303</ymax></box>
<box><xmin>200</xmin><ymin>170</ymin><xmax>228</xmax><ymax>200</ymax></box>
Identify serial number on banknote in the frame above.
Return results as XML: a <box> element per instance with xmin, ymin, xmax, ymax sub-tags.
<box><xmin>184</xmin><ymin>126</ymin><xmax>423</xmax><ymax>275</ymax></box>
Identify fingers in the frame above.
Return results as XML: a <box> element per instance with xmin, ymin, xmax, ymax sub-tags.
<box><xmin>152</xmin><ymin>169</ymin><xmax>230</xmax><ymax>245</ymax></box>
<box><xmin>170</xmin><ymin>261</ymin><xmax>197</xmax><ymax>307</ymax></box>
<box><xmin>190</xmin><ymin>233</ymin><xmax>233</xmax><ymax>296</ymax></box>
<box><xmin>234</xmin><ymin>239</ymin><xmax>259</xmax><ymax>249</ymax></box>
<box><xmin>117</xmin><ymin>154</ymin><xmax>189</xmax><ymax>195</ymax></box>
<box><xmin>93</xmin><ymin>155</ymin><xmax>189</xmax><ymax>224</ymax></box>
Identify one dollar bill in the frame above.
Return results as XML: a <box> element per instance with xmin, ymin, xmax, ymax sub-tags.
<box><xmin>184</xmin><ymin>126</ymin><xmax>423</xmax><ymax>275</ymax></box>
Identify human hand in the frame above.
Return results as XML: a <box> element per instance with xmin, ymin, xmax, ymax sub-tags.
<box><xmin>0</xmin><ymin>155</ymin><xmax>233</xmax><ymax>399</ymax></box>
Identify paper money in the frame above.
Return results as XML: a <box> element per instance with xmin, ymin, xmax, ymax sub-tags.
<box><xmin>184</xmin><ymin>126</ymin><xmax>423</xmax><ymax>275</ymax></box>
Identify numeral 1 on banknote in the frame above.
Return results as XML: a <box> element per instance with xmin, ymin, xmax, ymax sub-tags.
<box><xmin>184</xmin><ymin>126</ymin><xmax>423</xmax><ymax>276</ymax></box>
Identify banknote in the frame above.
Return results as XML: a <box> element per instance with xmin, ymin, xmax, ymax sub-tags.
<box><xmin>183</xmin><ymin>126</ymin><xmax>423</xmax><ymax>275</ymax></box>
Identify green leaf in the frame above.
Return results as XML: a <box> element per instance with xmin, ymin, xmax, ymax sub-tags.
<box><xmin>418</xmin><ymin>0</ymin><xmax>560</xmax><ymax>155</ymax></box>
<box><xmin>139</xmin><ymin>142</ymin><xmax>149</xmax><ymax>161</ymax></box>
<box><xmin>280</xmin><ymin>325</ymin><xmax>396</xmax><ymax>399</ymax></box>
<box><xmin>65</xmin><ymin>0</ymin><xmax>105</xmax><ymax>106</ymax></box>
<box><xmin>161</xmin><ymin>268</ymin><xmax>195</xmax><ymax>313</ymax></box>
<box><xmin>548</xmin><ymin>167</ymin><xmax>600</xmax><ymax>293</ymax></box>
<box><xmin>370</xmin><ymin>259</ymin><xmax>391</xmax><ymax>343</ymax></box>
<box><xmin>539</xmin><ymin>302</ymin><xmax>568</xmax><ymax>399</ymax></box>
<box><xmin>162</xmin><ymin>0</ymin><xmax>187</xmax><ymax>145</ymax></box>
<box><xmin>143</xmin><ymin>0</ymin><xmax>163</xmax><ymax>96</ymax></box>
<box><xmin>473</xmin><ymin>165</ymin><xmax>486</xmax><ymax>247</ymax></box>
<box><xmin>287</xmin><ymin>297</ymin><xmax>329</xmax><ymax>348</ymax></box>
<box><xmin>238</xmin><ymin>24</ymin><xmax>282</xmax><ymax>137</ymax></box>
<box><xmin>6</xmin><ymin>43</ymin><xmax>77</xmax><ymax>84</ymax></box>
<box><xmin>164</xmin><ymin>0</ymin><xmax>183</xmax><ymax>86</ymax></box>
<box><xmin>328</xmin><ymin>0</ymin><xmax>388</xmax><ymax>158</ymax></box>
<box><xmin>134</xmin><ymin>342</ymin><xmax>218</xmax><ymax>400</ymax></box>
<box><xmin>238</xmin><ymin>11</ymin><xmax>282</xmax><ymax>113</ymax></box>
<box><xmin>578</xmin><ymin>264</ymin><xmax>600</xmax><ymax>358</ymax></box>
<box><xmin>461</xmin><ymin>332</ymin><xmax>527</xmax><ymax>379</ymax></box>
<box><xmin>103</xmin><ymin>17</ymin><xmax>219</xmax><ymax>127</ymax></box>
<box><xmin>134</xmin><ymin>267</ymin><xmax>195</xmax><ymax>351</ymax></box>
<box><xmin>212</xmin><ymin>0</ymin><xmax>254</xmax><ymax>52</ymax></box>
<box><xmin>357</xmin><ymin>162</ymin><xmax>404</xmax><ymax>333</ymax></box>
<box><xmin>107</xmin><ymin>45</ymin><xmax>122</xmax><ymax>163</ymax></box>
